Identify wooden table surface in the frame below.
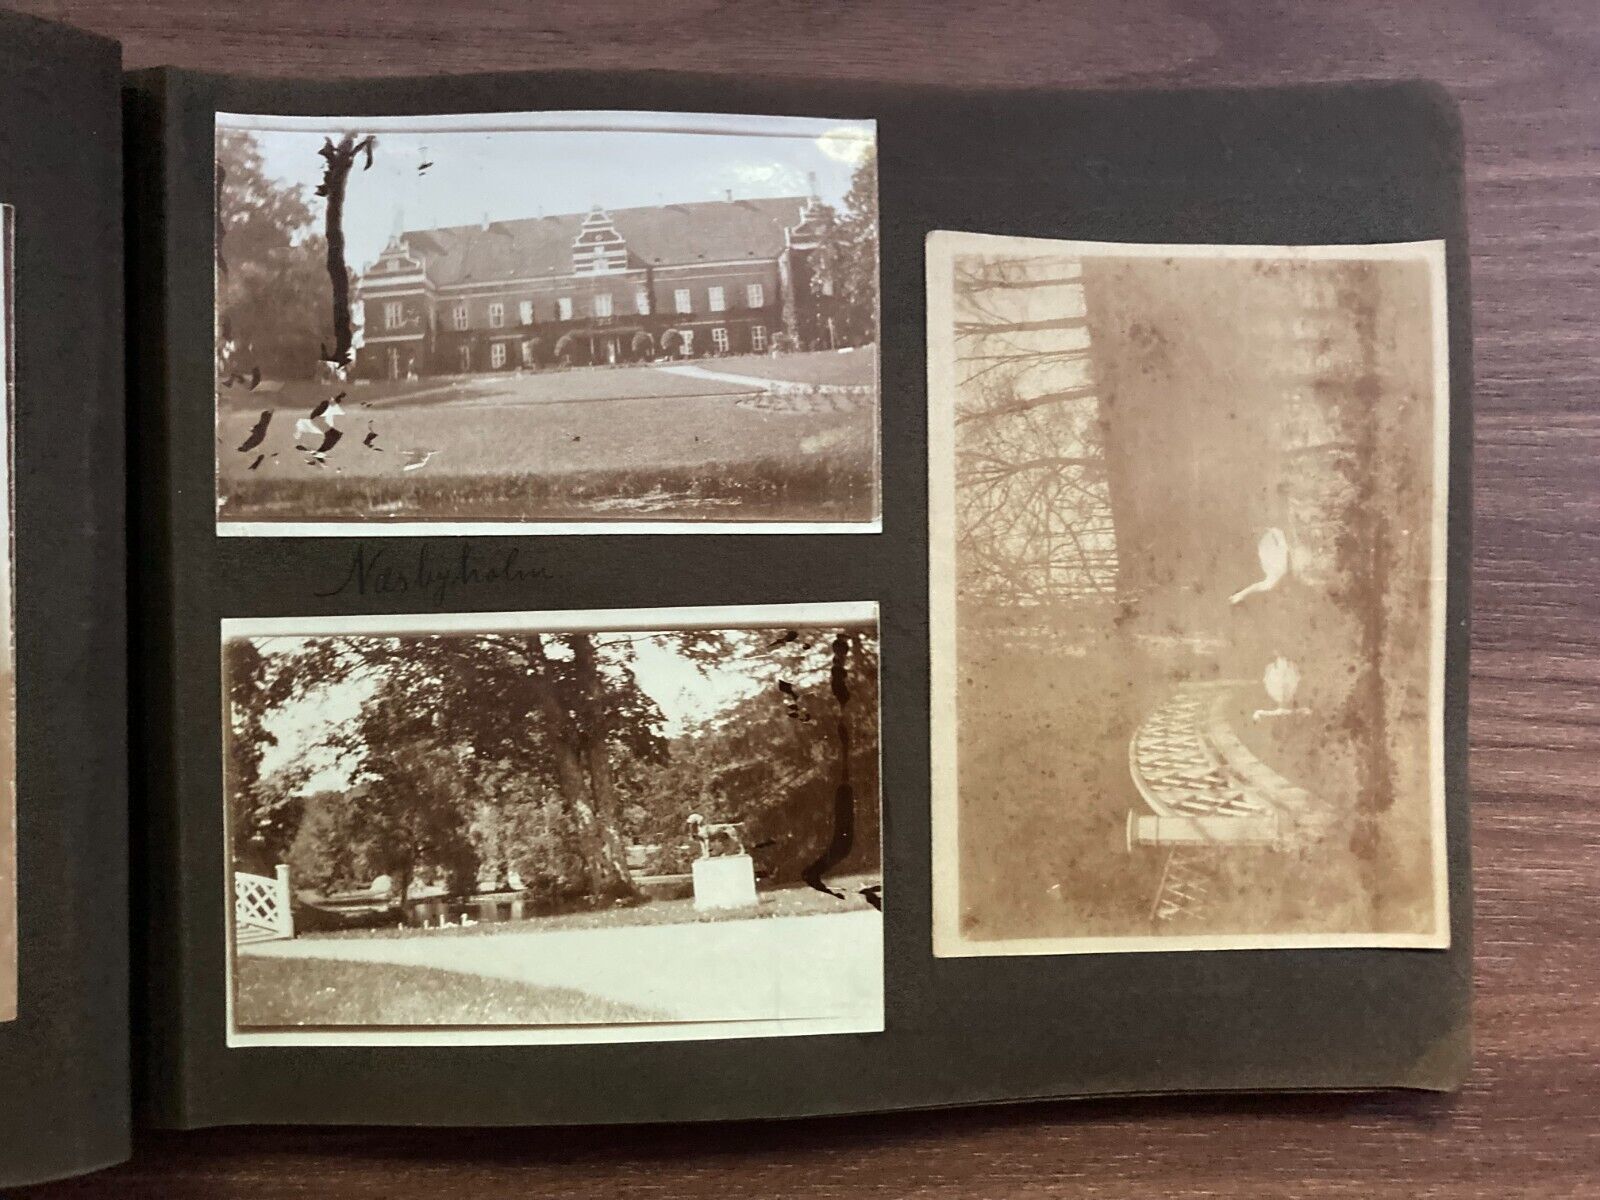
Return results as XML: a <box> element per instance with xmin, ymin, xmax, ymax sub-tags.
<box><xmin>12</xmin><ymin>1</ymin><xmax>1599</xmax><ymax>1195</ymax></box>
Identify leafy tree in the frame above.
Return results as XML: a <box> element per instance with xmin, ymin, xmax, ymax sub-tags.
<box><xmin>216</xmin><ymin>130</ymin><xmax>335</xmax><ymax>380</ymax></box>
<box><xmin>285</xmin><ymin>789</ymin><xmax>369</xmax><ymax>895</ymax></box>
<box><xmin>347</xmin><ymin>732</ymin><xmax>477</xmax><ymax>904</ymax></box>
<box><xmin>231</xmin><ymin>624</ymin><xmax>880</xmax><ymax>909</ymax></box>
<box><xmin>224</xmin><ymin>638</ymin><xmax>316</xmax><ymax>873</ymax></box>
<box><xmin>304</xmin><ymin>632</ymin><xmax>673</xmax><ymax>903</ymax></box>
<box><xmin>620</xmin><ymin>626</ymin><xmax>881</xmax><ymax>884</ymax></box>
<box><xmin>810</xmin><ymin>148</ymin><xmax>879</xmax><ymax>346</ymax></box>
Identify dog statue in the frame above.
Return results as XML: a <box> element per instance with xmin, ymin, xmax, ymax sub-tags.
<box><xmin>687</xmin><ymin>813</ymin><xmax>745</xmax><ymax>860</ymax></box>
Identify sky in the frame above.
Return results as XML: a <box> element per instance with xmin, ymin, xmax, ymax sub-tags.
<box><xmin>221</xmin><ymin>111</ymin><xmax>875</xmax><ymax>274</ymax></box>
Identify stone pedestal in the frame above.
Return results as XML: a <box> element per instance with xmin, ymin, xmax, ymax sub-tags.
<box><xmin>691</xmin><ymin>854</ymin><xmax>758</xmax><ymax>911</ymax></box>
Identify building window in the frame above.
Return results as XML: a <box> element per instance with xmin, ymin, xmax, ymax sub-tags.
<box><xmin>557</xmin><ymin>296</ymin><xmax>574</xmax><ymax>321</ymax></box>
<box><xmin>674</xmin><ymin>288</ymin><xmax>692</xmax><ymax>315</ymax></box>
<box><xmin>490</xmin><ymin>342</ymin><xmax>507</xmax><ymax>369</ymax></box>
<box><xmin>519</xmin><ymin>300</ymin><xmax>534</xmax><ymax>326</ymax></box>
<box><xmin>711</xmin><ymin>327</ymin><xmax>729</xmax><ymax>353</ymax></box>
<box><xmin>452</xmin><ymin>303</ymin><xmax>469</xmax><ymax>331</ymax></box>
<box><xmin>746</xmin><ymin>283</ymin><xmax>765</xmax><ymax>309</ymax></box>
<box><xmin>751</xmin><ymin>324</ymin><xmax>768</xmax><ymax>352</ymax></box>
<box><xmin>593</xmin><ymin>292</ymin><xmax>614</xmax><ymax>318</ymax></box>
<box><xmin>708</xmin><ymin>286</ymin><xmax>726</xmax><ymax>313</ymax></box>
<box><xmin>458</xmin><ymin>344</ymin><xmax>471</xmax><ymax>372</ymax></box>
<box><xmin>488</xmin><ymin>302</ymin><xmax>505</xmax><ymax>328</ymax></box>
<box><xmin>383</xmin><ymin>301</ymin><xmax>405</xmax><ymax>330</ymax></box>
<box><xmin>635</xmin><ymin>286</ymin><xmax>651</xmax><ymax>315</ymax></box>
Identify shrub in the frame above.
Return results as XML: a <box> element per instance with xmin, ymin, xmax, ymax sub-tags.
<box><xmin>630</xmin><ymin>330</ymin><xmax>654</xmax><ymax>360</ymax></box>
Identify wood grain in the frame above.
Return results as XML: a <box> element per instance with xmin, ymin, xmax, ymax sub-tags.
<box><xmin>13</xmin><ymin>0</ymin><xmax>1600</xmax><ymax>1194</ymax></box>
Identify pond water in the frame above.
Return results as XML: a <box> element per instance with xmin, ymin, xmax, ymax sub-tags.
<box><xmin>403</xmin><ymin>894</ymin><xmax>536</xmax><ymax>929</ymax></box>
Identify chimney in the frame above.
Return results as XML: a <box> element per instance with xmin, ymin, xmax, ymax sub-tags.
<box><xmin>725</xmin><ymin>188</ymin><xmax>734</xmax><ymax>202</ymax></box>
<box><xmin>480</xmin><ymin>211</ymin><xmax>490</xmax><ymax>231</ymax></box>
<box><xmin>807</xmin><ymin>170</ymin><xmax>818</xmax><ymax>197</ymax></box>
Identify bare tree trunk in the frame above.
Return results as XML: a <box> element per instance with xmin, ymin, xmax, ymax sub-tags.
<box><xmin>316</xmin><ymin>134</ymin><xmax>373</xmax><ymax>366</ymax></box>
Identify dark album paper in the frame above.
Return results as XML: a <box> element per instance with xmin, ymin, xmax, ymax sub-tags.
<box><xmin>127</xmin><ymin>67</ymin><xmax>1471</xmax><ymax>1131</ymax></box>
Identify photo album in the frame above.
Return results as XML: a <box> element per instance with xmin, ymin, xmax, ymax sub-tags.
<box><xmin>0</xmin><ymin>7</ymin><xmax>1473</xmax><ymax>1187</ymax></box>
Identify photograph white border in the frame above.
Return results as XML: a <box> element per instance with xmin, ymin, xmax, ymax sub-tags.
<box><xmin>223</xmin><ymin>599</ymin><xmax>885</xmax><ymax>1048</ymax></box>
<box><xmin>927</xmin><ymin>232</ymin><xmax>1452</xmax><ymax>957</ymax></box>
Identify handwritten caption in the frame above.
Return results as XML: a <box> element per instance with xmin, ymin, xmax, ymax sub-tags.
<box><xmin>316</xmin><ymin>544</ymin><xmax>552</xmax><ymax>605</ymax></box>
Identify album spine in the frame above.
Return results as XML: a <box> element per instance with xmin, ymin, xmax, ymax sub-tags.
<box><xmin>123</xmin><ymin>67</ymin><xmax>189</xmax><ymax>1129</ymax></box>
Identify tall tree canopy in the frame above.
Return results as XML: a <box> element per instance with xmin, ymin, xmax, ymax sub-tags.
<box><xmin>229</xmin><ymin>624</ymin><xmax>882</xmax><ymax>906</ymax></box>
<box><xmin>811</xmin><ymin>148</ymin><xmax>879</xmax><ymax>347</ymax></box>
<box><xmin>215</xmin><ymin>130</ymin><xmax>335</xmax><ymax>381</ymax></box>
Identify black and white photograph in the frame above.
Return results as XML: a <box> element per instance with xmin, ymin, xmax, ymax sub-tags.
<box><xmin>222</xmin><ymin>603</ymin><xmax>882</xmax><ymax>1045</ymax></box>
<box><xmin>214</xmin><ymin>111</ymin><xmax>880</xmax><ymax>535</ymax></box>
<box><xmin>927</xmin><ymin>232</ymin><xmax>1450</xmax><ymax>955</ymax></box>
<box><xmin>0</xmin><ymin>205</ymin><xmax>13</xmax><ymax>1021</ymax></box>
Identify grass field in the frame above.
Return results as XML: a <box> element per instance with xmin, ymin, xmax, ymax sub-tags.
<box><xmin>234</xmin><ymin>956</ymin><xmax>662</xmax><ymax>1028</ymax></box>
<box><xmin>685</xmin><ymin>348</ymin><xmax>875</xmax><ymax>388</ymax></box>
<box><xmin>217</xmin><ymin>352</ymin><xmax>878</xmax><ymax>524</ymax></box>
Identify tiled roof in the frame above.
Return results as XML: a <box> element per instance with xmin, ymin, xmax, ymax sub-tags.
<box><xmin>396</xmin><ymin>196</ymin><xmax>809</xmax><ymax>286</ymax></box>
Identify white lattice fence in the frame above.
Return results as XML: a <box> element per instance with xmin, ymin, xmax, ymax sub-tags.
<box><xmin>235</xmin><ymin>864</ymin><xmax>294</xmax><ymax>945</ymax></box>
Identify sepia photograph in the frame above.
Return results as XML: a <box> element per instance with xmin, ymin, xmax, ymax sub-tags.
<box><xmin>214</xmin><ymin>111</ymin><xmax>880</xmax><ymax>535</ymax></box>
<box><xmin>1</xmin><ymin>205</ymin><xmax>13</xmax><ymax>1020</ymax></box>
<box><xmin>222</xmin><ymin>603</ymin><xmax>882</xmax><ymax>1045</ymax></box>
<box><xmin>928</xmin><ymin>232</ymin><xmax>1450</xmax><ymax>956</ymax></box>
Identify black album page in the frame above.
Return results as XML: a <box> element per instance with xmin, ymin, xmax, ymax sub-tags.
<box><xmin>127</xmin><ymin>65</ymin><xmax>1471</xmax><ymax>1129</ymax></box>
<box><xmin>0</xmin><ymin>8</ymin><xmax>128</xmax><ymax>1188</ymax></box>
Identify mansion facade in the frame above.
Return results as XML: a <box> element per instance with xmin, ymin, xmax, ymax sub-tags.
<box><xmin>354</xmin><ymin>194</ymin><xmax>836</xmax><ymax>380</ymax></box>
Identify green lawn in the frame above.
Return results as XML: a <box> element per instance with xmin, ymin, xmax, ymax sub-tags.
<box><xmin>234</xmin><ymin>955</ymin><xmax>664</xmax><ymax>1028</ymax></box>
<box><xmin>305</xmin><ymin>875</ymin><xmax>882</xmax><ymax>944</ymax></box>
<box><xmin>691</xmin><ymin>348</ymin><xmax>876</xmax><ymax>388</ymax></box>
<box><xmin>216</xmin><ymin>360</ymin><xmax>878</xmax><ymax>523</ymax></box>
<box><xmin>216</xmin><ymin>349</ymin><xmax>873</xmax><ymax>415</ymax></box>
